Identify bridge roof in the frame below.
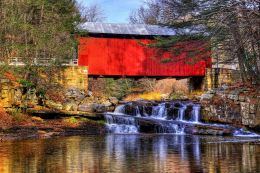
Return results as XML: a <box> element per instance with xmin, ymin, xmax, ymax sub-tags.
<box><xmin>77</xmin><ymin>22</ymin><xmax>177</xmax><ymax>36</ymax></box>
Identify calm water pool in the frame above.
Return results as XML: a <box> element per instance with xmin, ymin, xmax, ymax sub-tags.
<box><xmin>0</xmin><ymin>135</ymin><xmax>259</xmax><ymax>173</ymax></box>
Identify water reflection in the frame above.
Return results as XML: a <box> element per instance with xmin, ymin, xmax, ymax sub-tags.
<box><xmin>0</xmin><ymin>135</ymin><xmax>259</xmax><ymax>173</ymax></box>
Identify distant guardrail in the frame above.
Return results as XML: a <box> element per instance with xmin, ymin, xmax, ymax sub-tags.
<box><xmin>2</xmin><ymin>57</ymin><xmax>78</xmax><ymax>66</ymax></box>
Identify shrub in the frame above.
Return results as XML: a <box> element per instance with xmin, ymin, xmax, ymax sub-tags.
<box><xmin>105</xmin><ymin>78</ymin><xmax>135</xmax><ymax>99</ymax></box>
<box><xmin>0</xmin><ymin>108</ymin><xmax>12</xmax><ymax>127</ymax></box>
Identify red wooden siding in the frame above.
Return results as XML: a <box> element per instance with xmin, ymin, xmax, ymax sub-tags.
<box><xmin>78</xmin><ymin>37</ymin><xmax>211</xmax><ymax>77</ymax></box>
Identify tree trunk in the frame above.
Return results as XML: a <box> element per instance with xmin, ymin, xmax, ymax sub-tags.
<box><xmin>229</xmin><ymin>16</ymin><xmax>248</xmax><ymax>83</ymax></box>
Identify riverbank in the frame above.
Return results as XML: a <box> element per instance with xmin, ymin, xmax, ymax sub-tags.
<box><xmin>200</xmin><ymin>83</ymin><xmax>260</xmax><ymax>132</ymax></box>
<box><xmin>0</xmin><ymin>108</ymin><xmax>106</xmax><ymax>141</ymax></box>
<box><xmin>1</xmin><ymin>80</ymin><xmax>259</xmax><ymax>141</ymax></box>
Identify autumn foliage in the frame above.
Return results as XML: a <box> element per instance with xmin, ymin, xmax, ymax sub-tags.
<box><xmin>0</xmin><ymin>107</ymin><xmax>12</xmax><ymax>127</ymax></box>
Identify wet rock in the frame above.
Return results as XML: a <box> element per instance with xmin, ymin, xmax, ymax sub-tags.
<box><xmin>95</xmin><ymin>104</ymin><xmax>107</xmax><ymax>113</ymax></box>
<box><xmin>165</xmin><ymin>102</ymin><xmax>172</xmax><ymax>109</ymax></box>
<box><xmin>106</xmin><ymin>106</ymin><xmax>115</xmax><ymax>112</ymax></box>
<box><xmin>143</xmin><ymin>105</ymin><xmax>153</xmax><ymax>115</ymax></box>
<box><xmin>185</xmin><ymin>124</ymin><xmax>234</xmax><ymax>136</ymax></box>
<box><xmin>174</xmin><ymin>102</ymin><xmax>181</xmax><ymax>108</ymax></box>
<box><xmin>184</xmin><ymin>105</ymin><xmax>193</xmax><ymax>120</ymax></box>
<box><xmin>38</xmin><ymin>131</ymin><xmax>61</xmax><ymax>139</ymax></box>
<box><xmin>124</xmin><ymin>104</ymin><xmax>137</xmax><ymax>116</ymax></box>
<box><xmin>166</xmin><ymin>107</ymin><xmax>177</xmax><ymax>120</ymax></box>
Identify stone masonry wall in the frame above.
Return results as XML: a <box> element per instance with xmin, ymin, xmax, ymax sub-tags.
<box><xmin>200</xmin><ymin>87</ymin><xmax>260</xmax><ymax>130</ymax></box>
<box><xmin>204</xmin><ymin>68</ymin><xmax>241</xmax><ymax>91</ymax></box>
<box><xmin>62</xmin><ymin>66</ymin><xmax>88</xmax><ymax>90</ymax></box>
<box><xmin>0</xmin><ymin>66</ymin><xmax>88</xmax><ymax>108</ymax></box>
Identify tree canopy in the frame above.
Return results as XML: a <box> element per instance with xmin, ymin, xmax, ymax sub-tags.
<box><xmin>130</xmin><ymin>0</ymin><xmax>260</xmax><ymax>85</ymax></box>
<box><xmin>0</xmin><ymin>0</ymin><xmax>105</xmax><ymax>65</ymax></box>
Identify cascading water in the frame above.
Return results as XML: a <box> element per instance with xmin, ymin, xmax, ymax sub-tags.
<box><xmin>105</xmin><ymin>101</ymin><xmax>201</xmax><ymax>134</ymax></box>
<box><xmin>192</xmin><ymin>105</ymin><xmax>200</xmax><ymax>123</ymax></box>
<box><xmin>177</xmin><ymin>105</ymin><xmax>187</xmax><ymax>121</ymax></box>
<box><xmin>104</xmin><ymin>101</ymin><xmax>259</xmax><ymax>137</ymax></box>
<box><xmin>114</xmin><ymin>105</ymin><xmax>125</xmax><ymax>114</ymax></box>
<box><xmin>152</xmin><ymin>103</ymin><xmax>166</xmax><ymax>119</ymax></box>
<box><xmin>105</xmin><ymin>114</ymin><xmax>139</xmax><ymax>134</ymax></box>
<box><xmin>135</xmin><ymin>106</ymin><xmax>142</xmax><ymax>117</ymax></box>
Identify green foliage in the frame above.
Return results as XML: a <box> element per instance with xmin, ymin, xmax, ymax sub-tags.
<box><xmin>83</xmin><ymin>118</ymin><xmax>105</xmax><ymax>125</ymax></box>
<box><xmin>105</xmin><ymin>78</ymin><xmax>135</xmax><ymax>99</ymax></box>
<box><xmin>36</xmin><ymin>88</ymin><xmax>46</xmax><ymax>97</ymax></box>
<box><xmin>65</xmin><ymin>117</ymin><xmax>78</xmax><ymax>124</ymax></box>
<box><xmin>19</xmin><ymin>79</ymin><xmax>34</xmax><ymax>89</ymax></box>
<box><xmin>0</xmin><ymin>0</ymin><xmax>81</xmax><ymax>64</ymax></box>
<box><xmin>0</xmin><ymin>0</ymin><xmax>83</xmax><ymax>96</ymax></box>
<box><xmin>133</xmin><ymin>0</ymin><xmax>260</xmax><ymax>85</ymax></box>
<box><xmin>170</xmin><ymin>91</ymin><xmax>185</xmax><ymax>100</ymax></box>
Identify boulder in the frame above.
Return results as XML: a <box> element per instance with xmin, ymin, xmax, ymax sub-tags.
<box><xmin>102</xmin><ymin>100</ymin><xmax>112</xmax><ymax>107</ymax></box>
<box><xmin>78</xmin><ymin>103</ymin><xmax>95</xmax><ymax>112</ymax></box>
<box><xmin>63</xmin><ymin>102</ymin><xmax>78</xmax><ymax>111</ymax></box>
<box><xmin>109</xmin><ymin>97</ymin><xmax>119</xmax><ymax>105</ymax></box>
<box><xmin>45</xmin><ymin>100</ymin><xmax>63</xmax><ymax>110</ymax></box>
<box><xmin>65</xmin><ymin>88</ymin><xmax>85</xmax><ymax>101</ymax></box>
<box><xmin>95</xmin><ymin>104</ymin><xmax>107</xmax><ymax>113</ymax></box>
<box><xmin>200</xmin><ymin>93</ymin><xmax>214</xmax><ymax>101</ymax></box>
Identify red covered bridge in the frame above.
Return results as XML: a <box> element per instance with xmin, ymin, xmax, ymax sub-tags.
<box><xmin>77</xmin><ymin>23</ymin><xmax>211</xmax><ymax>77</ymax></box>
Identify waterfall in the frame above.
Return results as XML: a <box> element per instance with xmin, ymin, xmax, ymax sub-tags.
<box><xmin>104</xmin><ymin>101</ymin><xmax>259</xmax><ymax>137</ymax></box>
<box><xmin>135</xmin><ymin>106</ymin><xmax>141</xmax><ymax>117</ymax></box>
<box><xmin>177</xmin><ymin>105</ymin><xmax>187</xmax><ymax>121</ymax></box>
<box><xmin>143</xmin><ymin>106</ymin><xmax>149</xmax><ymax>117</ymax></box>
<box><xmin>114</xmin><ymin>104</ymin><xmax>125</xmax><ymax>114</ymax></box>
<box><xmin>105</xmin><ymin>114</ymin><xmax>138</xmax><ymax>134</ymax></box>
<box><xmin>192</xmin><ymin>105</ymin><xmax>200</xmax><ymax>123</ymax></box>
<box><xmin>104</xmin><ymin>102</ymin><xmax>199</xmax><ymax>134</ymax></box>
<box><xmin>152</xmin><ymin>103</ymin><xmax>166</xmax><ymax>119</ymax></box>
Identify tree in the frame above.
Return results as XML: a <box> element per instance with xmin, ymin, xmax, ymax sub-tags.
<box><xmin>0</xmin><ymin>0</ymin><xmax>83</xmax><ymax>97</ymax></box>
<box><xmin>0</xmin><ymin>0</ymin><xmax>81</xmax><ymax>65</ymax></box>
<box><xmin>129</xmin><ymin>0</ymin><xmax>162</xmax><ymax>24</ymax></box>
<box><xmin>130</xmin><ymin>0</ymin><xmax>260</xmax><ymax>85</ymax></box>
<box><xmin>79</xmin><ymin>4</ymin><xmax>106</xmax><ymax>22</ymax></box>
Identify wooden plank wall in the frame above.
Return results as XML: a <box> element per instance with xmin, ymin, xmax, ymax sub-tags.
<box><xmin>78</xmin><ymin>37</ymin><xmax>211</xmax><ymax>77</ymax></box>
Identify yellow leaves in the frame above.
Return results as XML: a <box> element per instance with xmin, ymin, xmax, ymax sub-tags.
<box><xmin>124</xmin><ymin>92</ymin><xmax>162</xmax><ymax>101</ymax></box>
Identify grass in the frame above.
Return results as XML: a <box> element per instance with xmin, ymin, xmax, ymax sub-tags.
<box><xmin>63</xmin><ymin>117</ymin><xmax>79</xmax><ymax>126</ymax></box>
<box><xmin>125</xmin><ymin>92</ymin><xmax>162</xmax><ymax>101</ymax></box>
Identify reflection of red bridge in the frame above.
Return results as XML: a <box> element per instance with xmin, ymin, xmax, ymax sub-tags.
<box><xmin>78</xmin><ymin>23</ymin><xmax>211</xmax><ymax>77</ymax></box>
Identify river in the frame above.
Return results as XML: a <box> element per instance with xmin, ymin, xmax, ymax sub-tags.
<box><xmin>0</xmin><ymin>135</ymin><xmax>259</xmax><ymax>173</ymax></box>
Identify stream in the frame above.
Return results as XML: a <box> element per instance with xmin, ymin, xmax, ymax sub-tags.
<box><xmin>0</xmin><ymin>101</ymin><xmax>259</xmax><ymax>173</ymax></box>
<box><xmin>0</xmin><ymin>135</ymin><xmax>259</xmax><ymax>173</ymax></box>
<box><xmin>104</xmin><ymin>101</ymin><xmax>259</xmax><ymax>137</ymax></box>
